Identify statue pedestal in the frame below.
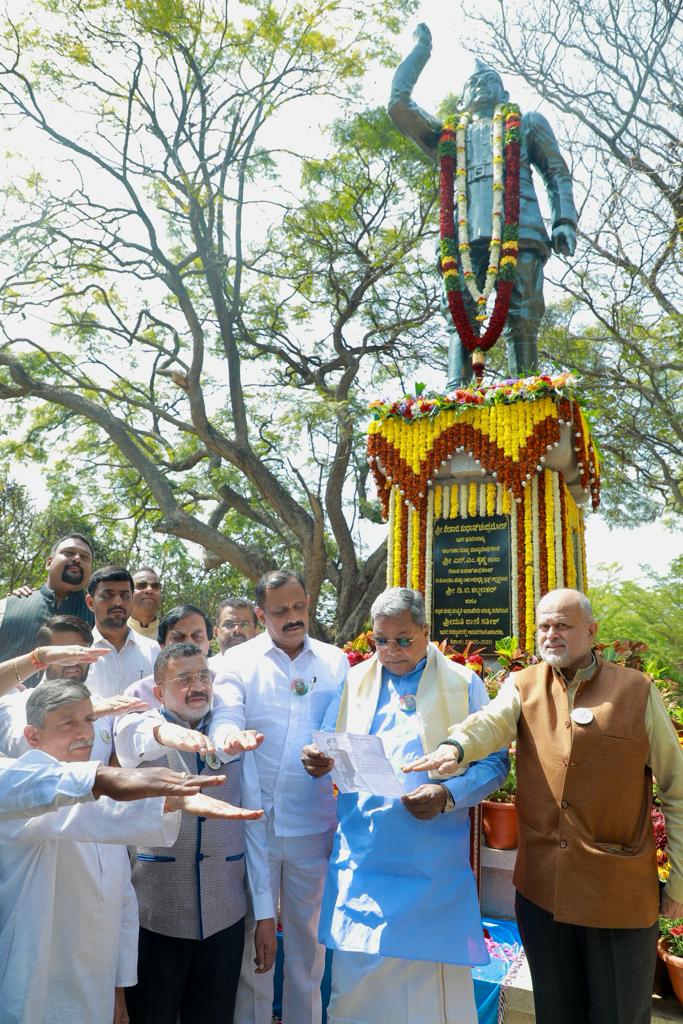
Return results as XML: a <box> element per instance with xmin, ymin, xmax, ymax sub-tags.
<box><xmin>367</xmin><ymin>376</ymin><xmax>600</xmax><ymax>651</ymax></box>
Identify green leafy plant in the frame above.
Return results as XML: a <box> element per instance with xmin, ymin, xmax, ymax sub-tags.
<box><xmin>486</xmin><ymin>749</ymin><xmax>516</xmax><ymax>804</ymax></box>
<box><xmin>660</xmin><ymin>917</ymin><xmax>683</xmax><ymax>957</ymax></box>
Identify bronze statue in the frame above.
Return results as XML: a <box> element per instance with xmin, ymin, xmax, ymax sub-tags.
<box><xmin>389</xmin><ymin>24</ymin><xmax>578</xmax><ymax>386</ymax></box>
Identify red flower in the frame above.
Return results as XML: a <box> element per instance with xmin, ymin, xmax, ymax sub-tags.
<box><xmin>346</xmin><ymin>651</ymin><xmax>371</xmax><ymax>666</ymax></box>
<box><xmin>670</xmin><ymin>925</ymin><xmax>683</xmax><ymax>937</ymax></box>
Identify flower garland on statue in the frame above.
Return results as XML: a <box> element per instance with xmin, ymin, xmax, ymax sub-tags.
<box><xmin>438</xmin><ymin>103</ymin><xmax>521</xmax><ymax>379</ymax></box>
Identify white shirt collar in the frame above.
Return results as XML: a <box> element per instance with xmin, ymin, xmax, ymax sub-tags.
<box><xmin>261</xmin><ymin>630</ymin><xmax>312</xmax><ymax>659</ymax></box>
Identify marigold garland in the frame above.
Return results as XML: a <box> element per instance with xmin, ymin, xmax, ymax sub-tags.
<box><xmin>368</xmin><ymin>378</ymin><xmax>601</xmax><ymax>515</ymax></box>
<box><xmin>438</xmin><ymin>104</ymin><xmax>521</xmax><ymax>373</ymax></box>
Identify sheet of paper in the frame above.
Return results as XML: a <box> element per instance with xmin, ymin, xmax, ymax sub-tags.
<box><xmin>313</xmin><ymin>731</ymin><xmax>404</xmax><ymax>798</ymax></box>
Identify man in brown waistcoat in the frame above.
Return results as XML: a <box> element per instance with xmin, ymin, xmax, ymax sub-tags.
<box><xmin>406</xmin><ymin>588</ymin><xmax>683</xmax><ymax>1024</ymax></box>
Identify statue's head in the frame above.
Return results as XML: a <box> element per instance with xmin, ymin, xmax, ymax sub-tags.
<box><xmin>461</xmin><ymin>59</ymin><xmax>509</xmax><ymax>113</ymax></box>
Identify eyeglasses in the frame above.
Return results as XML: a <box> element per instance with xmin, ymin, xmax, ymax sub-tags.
<box><xmin>372</xmin><ymin>635</ymin><xmax>420</xmax><ymax>649</ymax></box>
<box><xmin>219</xmin><ymin>619</ymin><xmax>253</xmax><ymax>631</ymax></box>
<box><xmin>134</xmin><ymin>580</ymin><xmax>161</xmax><ymax>591</ymax></box>
<box><xmin>161</xmin><ymin>670</ymin><xmax>214</xmax><ymax>688</ymax></box>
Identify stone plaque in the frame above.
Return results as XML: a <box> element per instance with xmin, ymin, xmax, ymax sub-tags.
<box><xmin>431</xmin><ymin>514</ymin><xmax>511</xmax><ymax>652</ymax></box>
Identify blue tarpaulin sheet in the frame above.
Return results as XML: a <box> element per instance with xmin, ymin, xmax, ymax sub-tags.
<box><xmin>273</xmin><ymin>917</ymin><xmax>523</xmax><ymax>1023</ymax></box>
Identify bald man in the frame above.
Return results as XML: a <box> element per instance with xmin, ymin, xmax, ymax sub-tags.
<box><xmin>407</xmin><ymin>588</ymin><xmax>683</xmax><ymax>1024</ymax></box>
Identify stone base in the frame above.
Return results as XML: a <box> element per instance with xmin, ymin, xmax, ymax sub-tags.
<box><xmin>481</xmin><ymin>845</ymin><xmax>517</xmax><ymax>920</ymax></box>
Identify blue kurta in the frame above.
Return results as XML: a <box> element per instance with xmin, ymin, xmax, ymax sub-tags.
<box><xmin>318</xmin><ymin>659</ymin><xmax>509</xmax><ymax>966</ymax></box>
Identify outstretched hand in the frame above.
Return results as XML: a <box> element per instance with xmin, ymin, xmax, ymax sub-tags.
<box><xmin>37</xmin><ymin>644</ymin><xmax>111</xmax><ymax>668</ymax></box>
<box><xmin>223</xmin><ymin>730</ymin><xmax>265</xmax><ymax>755</ymax></box>
<box><xmin>402</xmin><ymin>744</ymin><xmax>460</xmax><ymax>777</ymax></box>
<box><xmin>93</xmin><ymin>765</ymin><xmax>226</xmax><ymax>801</ymax></box>
<box><xmin>154</xmin><ymin>721</ymin><xmax>216</xmax><ymax>756</ymax></box>
<box><xmin>90</xmin><ymin>693</ymin><xmax>149</xmax><ymax>719</ymax></box>
<box><xmin>164</xmin><ymin>791</ymin><xmax>264</xmax><ymax>820</ymax></box>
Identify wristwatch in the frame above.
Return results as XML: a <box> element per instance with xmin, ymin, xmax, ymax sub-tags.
<box><xmin>438</xmin><ymin>738</ymin><xmax>464</xmax><ymax>764</ymax></box>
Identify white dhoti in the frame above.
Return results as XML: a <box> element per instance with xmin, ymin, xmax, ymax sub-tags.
<box><xmin>327</xmin><ymin>950</ymin><xmax>477</xmax><ymax>1024</ymax></box>
<box><xmin>234</xmin><ymin>822</ymin><xmax>333</xmax><ymax>1024</ymax></box>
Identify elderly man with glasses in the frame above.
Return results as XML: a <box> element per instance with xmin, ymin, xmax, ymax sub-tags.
<box><xmin>302</xmin><ymin>587</ymin><xmax>509</xmax><ymax>1024</ymax></box>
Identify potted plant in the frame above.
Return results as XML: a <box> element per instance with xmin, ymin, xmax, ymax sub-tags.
<box><xmin>658</xmin><ymin>917</ymin><xmax>683</xmax><ymax>1004</ymax></box>
<box><xmin>482</xmin><ymin>750</ymin><xmax>518</xmax><ymax>849</ymax></box>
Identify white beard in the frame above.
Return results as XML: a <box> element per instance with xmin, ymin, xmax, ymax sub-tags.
<box><xmin>540</xmin><ymin>647</ymin><xmax>572</xmax><ymax>669</ymax></box>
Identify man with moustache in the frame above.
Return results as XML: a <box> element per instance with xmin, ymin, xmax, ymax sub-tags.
<box><xmin>0</xmin><ymin>677</ymin><xmax>260</xmax><ymax>1024</ymax></box>
<box><xmin>85</xmin><ymin>566</ymin><xmax>159</xmax><ymax>698</ymax></box>
<box><xmin>0</xmin><ymin>533</ymin><xmax>95</xmax><ymax>685</ymax></box>
<box><xmin>120</xmin><ymin>604</ymin><xmax>258</xmax><ymax>752</ymax></box>
<box><xmin>115</xmin><ymin>643</ymin><xmax>275</xmax><ymax>1024</ymax></box>
<box><xmin>406</xmin><ymin>588</ymin><xmax>683</xmax><ymax>1024</ymax></box>
<box><xmin>220</xmin><ymin>569</ymin><xmax>348</xmax><ymax>1024</ymax></box>
<box><xmin>129</xmin><ymin>567</ymin><xmax>163</xmax><ymax>639</ymax></box>
<box><xmin>213</xmin><ymin>597</ymin><xmax>259</xmax><ymax>657</ymax></box>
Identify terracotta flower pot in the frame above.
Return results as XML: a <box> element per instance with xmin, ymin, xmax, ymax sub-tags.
<box><xmin>482</xmin><ymin>799</ymin><xmax>518</xmax><ymax>850</ymax></box>
<box><xmin>658</xmin><ymin>937</ymin><xmax>683</xmax><ymax>1005</ymax></box>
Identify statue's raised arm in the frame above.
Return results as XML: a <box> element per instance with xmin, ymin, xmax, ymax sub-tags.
<box><xmin>388</xmin><ymin>23</ymin><xmax>442</xmax><ymax>161</ymax></box>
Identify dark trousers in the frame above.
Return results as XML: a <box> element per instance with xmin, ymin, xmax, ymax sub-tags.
<box><xmin>515</xmin><ymin>890</ymin><xmax>658</xmax><ymax>1024</ymax></box>
<box><xmin>126</xmin><ymin>917</ymin><xmax>245</xmax><ymax>1024</ymax></box>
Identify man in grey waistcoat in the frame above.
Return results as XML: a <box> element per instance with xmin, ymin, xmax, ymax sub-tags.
<box><xmin>388</xmin><ymin>24</ymin><xmax>578</xmax><ymax>385</ymax></box>
<box><xmin>116</xmin><ymin>642</ymin><xmax>276</xmax><ymax>1024</ymax></box>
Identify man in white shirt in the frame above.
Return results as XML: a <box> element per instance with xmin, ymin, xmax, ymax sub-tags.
<box><xmin>86</xmin><ymin>566</ymin><xmax>159</xmax><ymax>697</ymax></box>
<box><xmin>0</xmin><ymin>678</ymin><xmax>261</xmax><ymax>1024</ymax></box>
<box><xmin>217</xmin><ymin>569</ymin><xmax>348</xmax><ymax>1024</ymax></box>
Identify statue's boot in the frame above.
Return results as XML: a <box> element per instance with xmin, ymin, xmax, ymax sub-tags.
<box><xmin>446</xmin><ymin>338</ymin><xmax>475</xmax><ymax>389</ymax></box>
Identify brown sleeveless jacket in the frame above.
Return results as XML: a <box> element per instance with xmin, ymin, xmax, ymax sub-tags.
<box><xmin>511</xmin><ymin>657</ymin><xmax>659</xmax><ymax>928</ymax></box>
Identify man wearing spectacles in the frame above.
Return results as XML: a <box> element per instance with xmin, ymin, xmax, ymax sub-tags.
<box><xmin>129</xmin><ymin>568</ymin><xmax>163</xmax><ymax>640</ymax></box>
<box><xmin>115</xmin><ymin>642</ymin><xmax>275</xmax><ymax>1023</ymax></box>
<box><xmin>302</xmin><ymin>587</ymin><xmax>509</xmax><ymax>1024</ymax></box>
<box><xmin>214</xmin><ymin>598</ymin><xmax>260</xmax><ymax>655</ymax></box>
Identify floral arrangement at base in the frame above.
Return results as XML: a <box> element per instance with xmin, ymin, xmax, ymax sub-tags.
<box><xmin>367</xmin><ymin>376</ymin><xmax>599</xmax><ymax>652</ymax></box>
<box><xmin>660</xmin><ymin>917</ymin><xmax>683</xmax><ymax>957</ymax></box>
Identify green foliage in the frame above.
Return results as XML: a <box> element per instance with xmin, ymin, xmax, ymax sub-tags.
<box><xmin>589</xmin><ymin>559</ymin><xmax>683</xmax><ymax>684</ymax></box>
<box><xmin>539</xmin><ymin>304</ymin><xmax>682</xmax><ymax>524</ymax></box>
<box><xmin>486</xmin><ymin>750</ymin><xmax>516</xmax><ymax>803</ymax></box>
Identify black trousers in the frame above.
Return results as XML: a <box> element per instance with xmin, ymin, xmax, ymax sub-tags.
<box><xmin>515</xmin><ymin>890</ymin><xmax>658</xmax><ymax>1024</ymax></box>
<box><xmin>126</xmin><ymin>917</ymin><xmax>245</xmax><ymax>1024</ymax></box>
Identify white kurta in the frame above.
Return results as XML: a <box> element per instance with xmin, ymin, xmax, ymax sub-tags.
<box><xmin>0</xmin><ymin>751</ymin><xmax>181</xmax><ymax>1024</ymax></box>
<box><xmin>0</xmin><ymin>751</ymin><xmax>98</xmax><ymax>820</ymax></box>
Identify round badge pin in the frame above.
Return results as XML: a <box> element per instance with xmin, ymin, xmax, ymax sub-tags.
<box><xmin>205</xmin><ymin>752</ymin><xmax>221</xmax><ymax>770</ymax></box>
<box><xmin>100</xmin><ymin>728</ymin><xmax>112</xmax><ymax>744</ymax></box>
<box><xmin>571</xmin><ymin>707</ymin><xmax>594</xmax><ymax>725</ymax></box>
<box><xmin>290</xmin><ymin>678</ymin><xmax>308</xmax><ymax>696</ymax></box>
<box><xmin>398</xmin><ymin>693</ymin><xmax>417</xmax><ymax>714</ymax></box>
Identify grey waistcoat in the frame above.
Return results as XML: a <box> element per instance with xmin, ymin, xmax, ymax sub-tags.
<box><xmin>130</xmin><ymin>747</ymin><xmax>247</xmax><ymax>940</ymax></box>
